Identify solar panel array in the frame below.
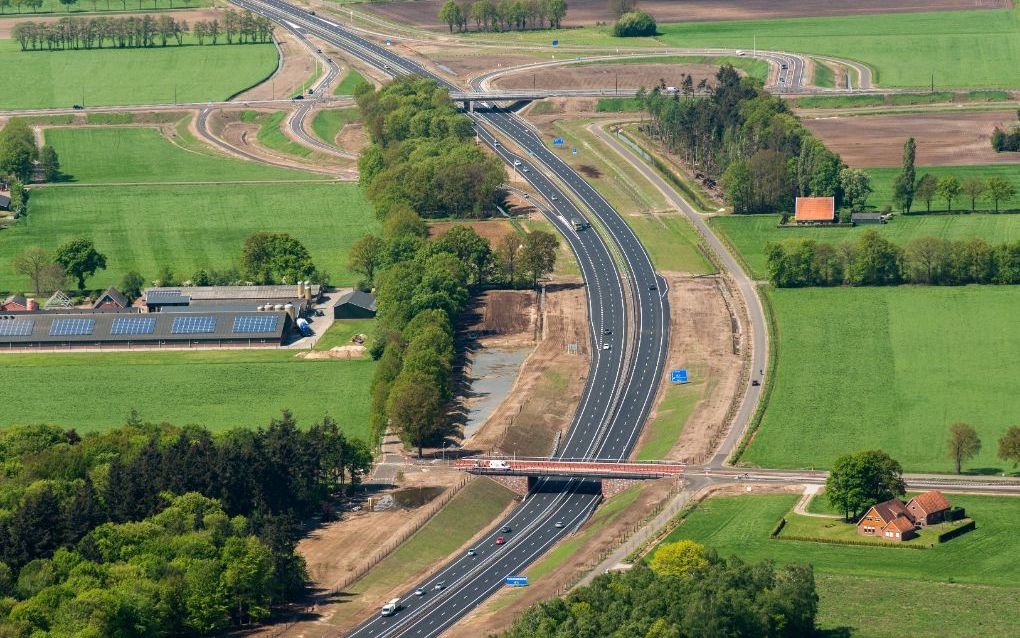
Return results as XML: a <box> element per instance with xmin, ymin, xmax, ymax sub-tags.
<box><xmin>49</xmin><ymin>318</ymin><xmax>96</xmax><ymax>336</ymax></box>
<box><xmin>0</xmin><ymin>319</ymin><xmax>35</xmax><ymax>337</ymax></box>
<box><xmin>171</xmin><ymin>316</ymin><xmax>217</xmax><ymax>334</ymax></box>
<box><xmin>232</xmin><ymin>314</ymin><xmax>280</xmax><ymax>334</ymax></box>
<box><xmin>111</xmin><ymin>316</ymin><xmax>157</xmax><ymax>336</ymax></box>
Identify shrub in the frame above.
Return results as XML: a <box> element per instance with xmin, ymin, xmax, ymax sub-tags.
<box><xmin>613</xmin><ymin>11</ymin><xmax>657</xmax><ymax>37</ymax></box>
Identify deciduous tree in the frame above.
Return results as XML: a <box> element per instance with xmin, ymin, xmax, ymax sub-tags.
<box><xmin>825</xmin><ymin>450</ymin><xmax>906</xmax><ymax>521</ymax></box>
<box><xmin>914</xmin><ymin>173</ymin><xmax>937</xmax><ymax>213</ymax></box>
<box><xmin>936</xmin><ymin>175</ymin><xmax>962</xmax><ymax>213</ymax></box>
<box><xmin>347</xmin><ymin>234</ymin><xmax>386</xmax><ymax>284</ymax></box>
<box><xmin>53</xmin><ymin>237</ymin><xmax>106</xmax><ymax>290</ymax></box>
<box><xmin>650</xmin><ymin>540</ymin><xmax>708</xmax><ymax>578</ymax></box>
<box><xmin>519</xmin><ymin>229</ymin><xmax>558</xmax><ymax>285</ymax></box>
<box><xmin>998</xmin><ymin>426</ymin><xmax>1020</xmax><ymax>470</ymax></box>
<box><xmin>985</xmin><ymin>176</ymin><xmax>1016</xmax><ymax>213</ymax></box>
<box><xmin>892</xmin><ymin>137</ymin><xmax>916</xmax><ymax>213</ymax></box>
<box><xmin>947</xmin><ymin>422</ymin><xmax>981</xmax><ymax>474</ymax></box>
<box><xmin>961</xmin><ymin>177</ymin><xmax>986</xmax><ymax>212</ymax></box>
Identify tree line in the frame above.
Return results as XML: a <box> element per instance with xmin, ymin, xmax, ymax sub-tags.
<box><xmin>11</xmin><ymin>9</ymin><xmax>272</xmax><ymax>50</ymax></box>
<box><xmin>355</xmin><ymin>76</ymin><xmax>505</xmax><ymax>220</ymax></box>
<box><xmin>0</xmin><ymin>414</ymin><xmax>371</xmax><ymax>635</ymax></box>
<box><xmin>1</xmin><ymin>118</ymin><xmax>60</xmax><ymax>200</ymax></box>
<box><xmin>0</xmin><ymin>0</ymin><xmax>198</xmax><ymax>14</ymax></box>
<box><xmin>766</xmin><ymin>230</ymin><xmax>1020</xmax><ymax>288</ymax></box>
<box><xmin>438</xmin><ymin>0</ymin><xmax>567</xmax><ymax>33</ymax></box>
<box><xmin>501</xmin><ymin>547</ymin><xmax>818</xmax><ymax>638</ymax></box>
<box><xmin>638</xmin><ymin>66</ymin><xmax>851</xmax><ymax>215</ymax></box>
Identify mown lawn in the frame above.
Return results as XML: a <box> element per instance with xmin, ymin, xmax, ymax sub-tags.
<box><xmin>0</xmin><ymin>38</ymin><xmax>277</xmax><ymax>109</ymax></box>
<box><xmin>746</xmin><ymin>286</ymin><xmax>1020</xmax><ymax>473</ymax></box>
<box><xmin>656</xmin><ymin>7</ymin><xmax>1020</xmax><ymax>88</ymax></box>
<box><xmin>869</xmin><ymin>165</ymin><xmax>1020</xmax><ymax>214</ymax></box>
<box><xmin>656</xmin><ymin>493</ymin><xmax>1020</xmax><ymax>637</ymax></box>
<box><xmin>314</xmin><ymin>318</ymin><xmax>375</xmax><ymax>351</ymax></box>
<box><xmin>710</xmin><ymin>213</ymin><xmax>1020</xmax><ymax>279</ymax></box>
<box><xmin>311</xmin><ymin>106</ymin><xmax>360</xmax><ymax>144</ymax></box>
<box><xmin>43</xmin><ymin>126</ymin><xmax>320</xmax><ymax>183</ymax></box>
<box><xmin>334</xmin><ymin>66</ymin><xmax>368</xmax><ymax>95</ymax></box>
<box><xmin>0</xmin><ymin>0</ymin><xmax>209</xmax><ymax>15</ymax></box>
<box><xmin>0</xmin><ymin>182</ymin><xmax>377</xmax><ymax>290</ymax></box>
<box><xmin>0</xmin><ymin>350</ymin><xmax>375</xmax><ymax>437</ymax></box>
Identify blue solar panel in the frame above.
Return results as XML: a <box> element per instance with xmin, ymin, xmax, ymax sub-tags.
<box><xmin>171</xmin><ymin>316</ymin><xmax>216</xmax><ymax>334</ymax></box>
<box><xmin>111</xmin><ymin>316</ymin><xmax>157</xmax><ymax>336</ymax></box>
<box><xmin>232</xmin><ymin>314</ymin><xmax>280</xmax><ymax>334</ymax></box>
<box><xmin>49</xmin><ymin>318</ymin><xmax>96</xmax><ymax>336</ymax></box>
<box><xmin>0</xmin><ymin>319</ymin><xmax>35</xmax><ymax>337</ymax></box>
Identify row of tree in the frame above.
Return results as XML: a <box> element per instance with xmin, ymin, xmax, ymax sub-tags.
<box><xmin>11</xmin><ymin>10</ymin><xmax>272</xmax><ymax>50</ymax></box>
<box><xmin>501</xmin><ymin>550</ymin><xmax>818</xmax><ymax>638</ymax></box>
<box><xmin>910</xmin><ymin>172</ymin><xmax>1015</xmax><ymax>214</ymax></box>
<box><xmin>438</xmin><ymin>0</ymin><xmax>567</xmax><ymax>33</ymax></box>
<box><xmin>1</xmin><ymin>118</ymin><xmax>60</xmax><ymax>184</ymax></box>
<box><xmin>766</xmin><ymin>230</ymin><xmax>1020</xmax><ymax>287</ymax></box>
<box><xmin>638</xmin><ymin>67</ymin><xmax>851</xmax><ymax>214</ymax></box>
<box><xmin>947</xmin><ymin>423</ymin><xmax>1020</xmax><ymax>475</ymax></box>
<box><xmin>0</xmin><ymin>0</ymin><xmax>199</xmax><ymax>14</ymax></box>
<box><xmin>355</xmin><ymin>77</ymin><xmax>506</xmax><ymax>220</ymax></box>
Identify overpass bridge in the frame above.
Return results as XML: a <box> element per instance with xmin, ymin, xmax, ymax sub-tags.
<box><xmin>455</xmin><ymin>456</ymin><xmax>686</xmax><ymax>497</ymax></box>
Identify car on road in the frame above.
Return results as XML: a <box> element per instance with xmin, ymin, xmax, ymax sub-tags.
<box><xmin>513</xmin><ymin>160</ymin><xmax>522</xmax><ymax>166</ymax></box>
<box><xmin>502</xmin><ymin>525</ymin><xmax>512</xmax><ymax>533</ymax></box>
<box><xmin>384</xmin><ymin>64</ymin><xmax>392</xmax><ymax>70</ymax></box>
<box><xmin>522</xmin><ymin>193</ymin><xmax>530</xmax><ymax>199</ymax></box>
<box><xmin>602</xmin><ymin>343</ymin><xmax>611</xmax><ymax>351</ymax></box>
<box><xmin>293</xmin><ymin>95</ymin><xmax>305</xmax><ymax>100</ymax></box>
<box><xmin>522</xmin><ymin>166</ymin><xmax>530</xmax><ymax>172</ymax></box>
<box><xmin>72</xmin><ymin>104</ymin><xmax>83</xmax><ymax>110</ymax></box>
<box><xmin>414</xmin><ymin>588</ymin><xmax>425</xmax><ymax>596</ymax></box>
<box><xmin>736</xmin><ymin>50</ymin><xmax>746</xmax><ymax>56</ymax></box>
<box><xmin>752</xmin><ymin>379</ymin><xmax>761</xmax><ymax>386</ymax></box>
<box><xmin>433</xmin><ymin>582</ymin><xmax>445</xmax><ymax>591</ymax></box>
<box><xmin>554</xmin><ymin>521</ymin><xmax>565</xmax><ymax>528</ymax></box>
<box><xmin>649</xmin><ymin>284</ymin><xmax>657</xmax><ymax>290</ymax></box>
<box><xmin>467</xmin><ymin>548</ymin><xmax>477</xmax><ymax>556</ymax></box>
<box><xmin>551</xmin><ymin>195</ymin><xmax>558</xmax><ymax>201</ymax></box>
<box><xmin>495</xmin><ymin>536</ymin><xmax>505</xmax><ymax>545</ymax></box>
<box><xmin>602</xmin><ymin>328</ymin><xmax>611</xmax><ymax>336</ymax></box>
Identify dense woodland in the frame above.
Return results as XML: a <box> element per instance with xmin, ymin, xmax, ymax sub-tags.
<box><xmin>499</xmin><ymin>550</ymin><xmax>818</xmax><ymax>638</ymax></box>
<box><xmin>639</xmin><ymin>66</ymin><xmax>849</xmax><ymax>214</ymax></box>
<box><xmin>766</xmin><ymin>230</ymin><xmax>1020</xmax><ymax>287</ymax></box>
<box><xmin>11</xmin><ymin>10</ymin><xmax>273</xmax><ymax>50</ymax></box>
<box><xmin>0</xmin><ymin>415</ymin><xmax>371</xmax><ymax>635</ymax></box>
<box><xmin>350</xmin><ymin>77</ymin><xmax>558</xmax><ymax>451</ymax></box>
<box><xmin>438</xmin><ymin>0</ymin><xmax>567</xmax><ymax>33</ymax></box>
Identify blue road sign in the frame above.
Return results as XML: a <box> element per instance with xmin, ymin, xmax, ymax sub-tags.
<box><xmin>572</xmin><ymin>147</ymin><xmax>577</xmax><ymax>154</ymax></box>
<box><xmin>386</xmin><ymin>38</ymin><xmax>392</xmax><ymax>45</ymax></box>
<box><xmin>670</xmin><ymin>369</ymin><xmax>689</xmax><ymax>384</ymax></box>
<box><xmin>505</xmin><ymin>576</ymin><xmax>529</xmax><ymax>587</ymax></box>
<box><xmin>552</xmin><ymin>40</ymin><xmax>559</xmax><ymax>47</ymax></box>
<box><xmin>552</xmin><ymin>137</ymin><xmax>565</xmax><ymax>146</ymax></box>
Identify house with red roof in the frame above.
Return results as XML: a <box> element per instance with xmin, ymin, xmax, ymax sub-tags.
<box><xmin>856</xmin><ymin>490</ymin><xmax>953</xmax><ymax>542</ymax></box>
<box><xmin>906</xmin><ymin>490</ymin><xmax>952</xmax><ymax>527</ymax></box>
<box><xmin>794</xmin><ymin>197</ymin><xmax>835</xmax><ymax>224</ymax></box>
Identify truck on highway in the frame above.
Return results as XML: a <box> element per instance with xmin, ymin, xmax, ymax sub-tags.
<box><xmin>572</xmin><ymin>218</ymin><xmax>589</xmax><ymax>231</ymax></box>
<box><xmin>381</xmin><ymin>599</ymin><xmax>401</xmax><ymax>616</ymax></box>
<box><xmin>296</xmin><ymin>318</ymin><xmax>313</xmax><ymax>337</ymax></box>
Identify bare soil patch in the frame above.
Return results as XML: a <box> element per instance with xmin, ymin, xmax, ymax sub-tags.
<box><xmin>297</xmin><ymin>345</ymin><xmax>367</xmax><ymax>359</ymax></box>
<box><xmin>360</xmin><ymin>0</ymin><xmax>1009</xmax><ymax>31</ymax></box>
<box><xmin>0</xmin><ymin>8</ymin><xmax>222</xmax><ymax>38</ymax></box>
<box><xmin>466</xmin><ymin>278</ymin><xmax>590</xmax><ymax>458</ymax></box>
<box><xmin>464</xmin><ymin>289</ymin><xmax>538</xmax><ymax>344</ymax></box>
<box><xmin>425</xmin><ymin>48</ymin><xmax>546</xmax><ymax>80</ymax></box>
<box><xmin>447</xmin><ymin>478</ymin><xmax>678</xmax><ymax>638</ymax></box>
<box><xmin>429</xmin><ymin>218</ymin><xmax>517</xmax><ymax>243</ymax></box>
<box><xmin>804</xmin><ymin>110</ymin><xmax>1020</xmax><ymax>168</ymax></box>
<box><xmin>235</xmin><ymin>28</ymin><xmax>318</xmax><ymax>101</ymax></box>
<box><xmin>638</xmin><ymin>274</ymin><xmax>744</xmax><ymax>463</ymax></box>
<box><xmin>494</xmin><ymin>62</ymin><xmax>723</xmax><ymax>92</ymax></box>
<box><xmin>335</xmin><ymin>120</ymin><xmax>368</xmax><ymax>154</ymax></box>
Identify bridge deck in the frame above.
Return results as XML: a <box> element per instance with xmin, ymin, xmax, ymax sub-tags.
<box><xmin>454</xmin><ymin>457</ymin><xmax>685</xmax><ymax>479</ymax></box>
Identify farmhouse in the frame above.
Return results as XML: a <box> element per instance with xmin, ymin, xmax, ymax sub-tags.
<box><xmin>332</xmin><ymin>290</ymin><xmax>377</xmax><ymax>319</ymax></box>
<box><xmin>857</xmin><ymin>490</ymin><xmax>953</xmax><ymax>541</ymax></box>
<box><xmin>794</xmin><ymin>197</ymin><xmax>835</xmax><ymax>224</ymax></box>
<box><xmin>91</xmin><ymin>287</ymin><xmax>129</xmax><ymax>310</ymax></box>
<box><xmin>851</xmin><ymin>212</ymin><xmax>885</xmax><ymax>225</ymax></box>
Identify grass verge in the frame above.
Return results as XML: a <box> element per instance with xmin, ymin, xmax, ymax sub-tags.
<box><xmin>314</xmin><ymin>318</ymin><xmax>375</xmax><ymax>351</ymax></box>
<box><xmin>334</xmin><ymin>66</ymin><xmax>369</xmax><ymax>95</ymax></box>
<box><xmin>311</xmin><ymin>106</ymin><xmax>360</xmax><ymax>145</ymax></box>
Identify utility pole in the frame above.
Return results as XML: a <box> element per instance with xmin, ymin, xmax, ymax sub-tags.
<box><xmin>615</xmin><ymin>72</ymin><xmax>618</xmax><ymax>95</ymax></box>
<box><xmin>81</xmin><ymin>86</ymin><xmax>85</xmax><ymax>108</ymax></box>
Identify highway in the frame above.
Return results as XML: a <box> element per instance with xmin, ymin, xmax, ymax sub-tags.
<box><xmin>225</xmin><ymin>0</ymin><xmax>670</xmax><ymax>636</ymax></box>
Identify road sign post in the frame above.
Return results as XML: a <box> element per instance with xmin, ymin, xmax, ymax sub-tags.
<box><xmin>505</xmin><ymin>576</ymin><xmax>529</xmax><ymax>587</ymax></box>
<box><xmin>670</xmin><ymin>369</ymin><xmax>689</xmax><ymax>384</ymax></box>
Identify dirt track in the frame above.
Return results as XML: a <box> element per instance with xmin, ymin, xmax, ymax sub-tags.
<box><xmin>234</xmin><ymin>28</ymin><xmax>319</xmax><ymax>102</ymax></box>
<box><xmin>804</xmin><ymin>110</ymin><xmax>1020</xmax><ymax>167</ymax></box>
<box><xmin>494</xmin><ymin>62</ymin><xmax>725</xmax><ymax>92</ymax></box>
<box><xmin>362</xmin><ymin>0</ymin><xmax>1010</xmax><ymax>31</ymax></box>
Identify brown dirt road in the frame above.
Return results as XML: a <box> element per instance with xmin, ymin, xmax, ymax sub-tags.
<box><xmin>804</xmin><ymin>110</ymin><xmax>1020</xmax><ymax>167</ymax></box>
<box><xmin>361</xmin><ymin>0</ymin><xmax>1009</xmax><ymax>32</ymax></box>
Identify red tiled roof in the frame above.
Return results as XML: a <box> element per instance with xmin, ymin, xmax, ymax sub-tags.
<box><xmin>884</xmin><ymin>516</ymin><xmax>915</xmax><ymax>534</ymax></box>
<box><xmin>909</xmin><ymin>490</ymin><xmax>951</xmax><ymax>515</ymax></box>
<box><xmin>795</xmin><ymin>197</ymin><xmax>835</xmax><ymax>221</ymax></box>
<box><xmin>870</xmin><ymin>499</ymin><xmax>909</xmax><ymax>524</ymax></box>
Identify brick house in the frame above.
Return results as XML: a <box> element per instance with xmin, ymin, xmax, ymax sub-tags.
<box><xmin>906</xmin><ymin>490</ymin><xmax>952</xmax><ymax>527</ymax></box>
<box><xmin>91</xmin><ymin>287</ymin><xmax>129</xmax><ymax>310</ymax></box>
<box><xmin>1</xmin><ymin>294</ymin><xmax>29</xmax><ymax>311</ymax></box>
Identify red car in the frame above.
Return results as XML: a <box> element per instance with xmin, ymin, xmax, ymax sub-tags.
<box><xmin>495</xmin><ymin>536</ymin><xmax>505</xmax><ymax>545</ymax></box>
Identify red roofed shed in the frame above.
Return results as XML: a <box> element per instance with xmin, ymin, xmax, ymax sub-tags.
<box><xmin>795</xmin><ymin>197</ymin><xmax>835</xmax><ymax>224</ymax></box>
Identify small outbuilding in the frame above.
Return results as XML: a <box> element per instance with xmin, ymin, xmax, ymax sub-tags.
<box><xmin>333</xmin><ymin>290</ymin><xmax>377</xmax><ymax>319</ymax></box>
<box><xmin>92</xmin><ymin>287</ymin><xmax>129</xmax><ymax>310</ymax></box>
<box><xmin>0</xmin><ymin>191</ymin><xmax>10</xmax><ymax>211</ymax></box>
<box><xmin>794</xmin><ymin>197</ymin><xmax>835</xmax><ymax>224</ymax></box>
<box><xmin>1</xmin><ymin>294</ymin><xmax>31</xmax><ymax>312</ymax></box>
<box><xmin>906</xmin><ymin>490</ymin><xmax>952</xmax><ymax>527</ymax></box>
<box><xmin>852</xmin><ymin>212</ymin><xmax>884</xmax><ymax>225</ymax></box>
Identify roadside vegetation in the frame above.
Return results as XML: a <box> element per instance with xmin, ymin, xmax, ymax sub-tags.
<box><xmin>0</xmin><ymin>0</ymin><xmax>208</xmax><ymax>15</ymax></box>
<box><xmin>334</xmin><ymin>66</ymin><xmax>368</xmax><ymax>95</ymax></box>
<box><xmin>793</xmin><ymin>90</ymin><xmax>1013</xmax><ymax>110</ymax></box>
<box><xmin>438</xmin><ymin>0</ymin><xmax>566</xmax><ymax>33</ymax></box>
<box><xmin>0</xmin><ymin>36</ymin><xmax>278</xmax><ymax>109</ymax></box>
<box><xmin>311</xmin><ymin>106</ymin><xmax>360</xmax><ymax>145</ymax></box>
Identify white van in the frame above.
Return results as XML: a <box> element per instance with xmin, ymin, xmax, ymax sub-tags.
<box><xmin>381</xmin><ymin>598</ymin><xmax>401</xmax><ymax>616</ymax></box>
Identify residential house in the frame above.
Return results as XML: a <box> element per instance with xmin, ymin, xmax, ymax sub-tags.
<box><xmin>857</xmin><ymin>498</ymin><xmax>917</xmax><ymax>542</ymax></box>
<box><xmin>906</xmin><ymin>490</ymin><xmax>952</xmax><ymax>527</ymax></box>
<box><xmin>92</xmin><ymin>287</ymin><xmax>129</xmax><ymax>310</ymax></box>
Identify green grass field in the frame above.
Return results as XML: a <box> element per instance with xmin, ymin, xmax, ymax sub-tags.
<box><xmin>744</xmin><ymin>286</ymin><xmax>1020</xmax><ymax>473</ymax></box>
<box><xmin>869</xmin><ymin>165</ymin><xmax>1020</xmax><ymax>214</ymax></box>
<box><xmin>812</xmin><ymin>59</ymin><xmax>834</xmax><ymax>88</ymax></box>
<box><xmin>634</xmin><ymin>380</ymin><xmax>701</xmax><ymax>460</ymax></box>
<box><xmin>254</xmin><ymin>111</ymin><xmax>314</xmax><ymax>158</ymax></box>
<box><xmin>0</xmin><ymin>38</ymin><xmax>277</xmax><ymax>109</ymax></box>
<box><xmin>656</xmin><ymin>493</ymin><xmax>1020</xmax><ymax>637</ymax></box>
<box><xmin>311</xmin><ymin>107</ymin><xmax>360</xmax><ymax>144</ymax></box>
<box><xmin>579</xmin><ymin>54</ymin><xmax>769</xmax><ymax>84</ymax></box>
<box><xmin>656</xmin><ymin>8</ymin><xmax>1020</xmax><ymax>88</ymax></box>
<box><xmin>794</xmin><ymin>90</ymin><xmax>1012</xmax><ymax>109</ymax></box>
<box><xmin>43</xmin><ymin>126</ymin><xmax>319</xmax><ymax>183</ymax></box>
<box><xmin>0</xmin><ymin>350</ymin><xmax>375</xmax><ymax>437</ymax></box>
<box><xmin>314</xmin><ymin>318</ymin><xmax>375</xmax><ymax>351</ymax></box>
<box><xmin>458</xmin><ymin>25</ymin><xmax>661</xmax><ymax>48</ymax></box>
<box><xmin>334</xmin><ymin>66</ymin><xmax>368</xmax><ymax>95</ymax></box>
<box><xmin>0</xmin><ymin>0</ymin><xmax>209</xmax><ymax>15</ymax></box>
<box><xmin>710</xmin><ymin>212</ymin><xmax>1020</xmax><ymax>279</ymax></box>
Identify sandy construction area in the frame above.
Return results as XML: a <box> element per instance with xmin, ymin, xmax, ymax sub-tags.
<box><xmin>234</xmin><ymin>28</ymin><xmax>318</xmax><ymax>102</ymax></box>
<box><xmin>494</xmin><ymin>62</ymin><xmax>725</xmax><ymax>92</ymax></box>
<box><xmin>804</xmin><ymin>110</ymin><xmax>1020</xmax><ymax>168</ymax></box>
<box><xmin>361</xmin><ymin>0</ymin><xmax>1009</xmax><ymax>31</ymax></box>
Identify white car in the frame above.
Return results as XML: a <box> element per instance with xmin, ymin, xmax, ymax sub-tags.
<box><xmin>414</xmin><ymin>589</ymin><xmax>425</xmax><ymax>596</ymax></box>
<box><xmin>602</xmin><ymin>343</ymin><xmax>611</xmax><ymax>351</ymax></box>
<box><xmin>736</xmin><ymin>49</ymin><xmax>746</xmax><ymax>56</ymax></box>
<box><xmin>513</xmin><ymin>160</ymin><xmax>522</xmax><ymax>166</ymax></box>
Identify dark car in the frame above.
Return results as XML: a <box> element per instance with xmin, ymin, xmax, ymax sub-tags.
<box><xmin>501</xmin><ymin>525</ymin><xmax>512</xmax><ymax>533</ymax></box>
<box><xmin>293</xmin><ymin>94</ymin><xmax>305</xmax><ymax>100</ymax></box>
<box><xmin>72</xmin><ymin>104</ymin><xmax>84</xmax><ymax>110</ymax></box>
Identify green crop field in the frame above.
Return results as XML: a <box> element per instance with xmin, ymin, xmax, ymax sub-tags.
<box><xmin>656</xmin><ymin>493</ymin><xmax>1020</xmax><ymax>637</ymax></box>
<box><xmin>334</xmin><ymin>66</ymin><xmax>368</xmax><ymax>95</ymax></box>
<box><xmin>656</xmin><ymin>8</ymin><xmax>1020</xmax><ymax>89</ymax></box>
<box><xmin>793</xmin><ymin>90</ymin><xmax>1012</xmax><ymax>110</ymax></box>
<box><xmin>0</xmin><ymin>38</ymin><xmax>277</xmax><ymax>109</ymax></box>
<box><xmin>1</xmin><ymin>126</ymin><xmax>376</xmax><ymax>292</ymax></box>
<box><xmin>0</xmin><ymin>350</ymin><xmax>375</xmax><ymax>437</ymax></box>
<box><xmin>711</xmin><ymin>212</ymin><xmax>1020</xmax><ymax>279</ymax></box>
<box><xmin>869</xmin><ymin>165</ymin><xmax>1020</xmax><ymax>214</ymax></box>
<box><xmin>42</xmin><ymin>126</ymin><xmax>320</xmax><ymax>183</ymax></box>
<box><xmin>745</xmin><ymin>286</ymin><xmax>1020</xmax><ymax>473</ymax></box>
<box><xmin>0</xmin><ymin>0</ymin><xmax>209</xmax><ymax>15</ymax></box>
<box><xmin>311</xmin><ymin>107</ymin><xmax>360</xmax><ymax>144</ymax></box>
